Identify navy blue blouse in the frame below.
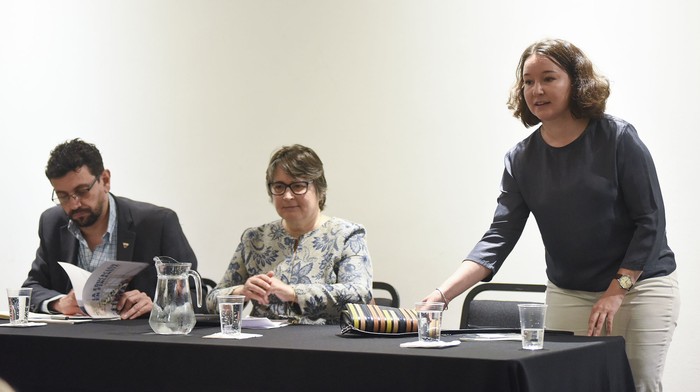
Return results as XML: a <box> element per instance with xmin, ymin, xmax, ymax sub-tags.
<box><xmin>467</xmin><ymin>115</ymin><xmax>676</xmax><ymax>291</ymax></box>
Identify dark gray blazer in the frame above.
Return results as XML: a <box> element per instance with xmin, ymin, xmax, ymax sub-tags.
<box><xmin>22</xmin><ymin>194</ymin><xmax>198</xmax><ymax>313</ymax></box>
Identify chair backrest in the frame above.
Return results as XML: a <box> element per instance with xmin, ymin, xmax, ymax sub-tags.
<box><xmin>460</xmin><ymin>282</ymin><xmax>546</xmax><ymax>329</ymax></box>
<box><xmin>371</xmin><ymin>281</ymin><xmax>400</xmax><ymax>308</ymax></box>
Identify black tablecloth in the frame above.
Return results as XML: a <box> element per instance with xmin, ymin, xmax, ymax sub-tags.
<box><xmin>0</xmin><ymin>319</ymin><xmax>634</xmax><ymax>392</ymax></box>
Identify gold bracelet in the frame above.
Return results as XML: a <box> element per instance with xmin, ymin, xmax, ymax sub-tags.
<box><xmin>435</xmin><ymin>288</ymin><xmax>449</xmax><ymax>310</ymax></box>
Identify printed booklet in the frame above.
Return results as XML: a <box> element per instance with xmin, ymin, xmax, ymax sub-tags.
<box><xmin>58</xmin><ymin>261</ymin><xmax>148</xmax><ymax>319</ymax></box>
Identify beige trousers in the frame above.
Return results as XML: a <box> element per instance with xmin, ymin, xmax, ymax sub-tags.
<box><xmin>545</xmin><ymin>272</ymin><xmax>680</xmax><ymax>392</ymax></box>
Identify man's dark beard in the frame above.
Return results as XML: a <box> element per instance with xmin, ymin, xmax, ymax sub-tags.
<box><xmin>69</xmin><ymin>208</ymin><xmax>101</xmax><ymax>227</ymax></box>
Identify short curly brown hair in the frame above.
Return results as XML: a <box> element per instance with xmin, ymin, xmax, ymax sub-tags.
<box><xmin>507</xmin><ymin>39</ymin><xmax>610</xmax><ymax>127</ymax></box>
<box><xmin>265</xmin><ymin>144</ymin><xmax>328</xmax><ymax>211</ymax></box>
<box><xmin>45</xmin><ymin>138</ymin><xmax>104</xmax><ymax>180</ymax></box>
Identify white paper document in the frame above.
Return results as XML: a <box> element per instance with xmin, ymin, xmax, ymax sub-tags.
<box><xmin>58</xmin><ymin>261</ymin><xmax>147</xmax><ymax>319</ymax></box>
<box><xmin>459</xmin><ymin>333</ymin><xmax>523</xmax><ymax>342</ymax></box>
<box><xmin>0</xmin><ymin>310</ymin><xmax>105</xmax><ymax>324</ymax></box>
<box><xmin>203</xmin><ymin>332</ymin><xmax>263</xmax><ymax>339</ymax></box>
<box><xmin>0</xmin><ymin>321</ymin><xmax>47</xmax><ymax>328</ymax></box>
<box><xmin>400</xmin><ymin>340</ymin><xmax>461</xmax><ymax>349</ymax></box>
<box><xmin>241</xmin><ymin>316</ymin><xmax>288</xmax><ymax>329</ymax></box>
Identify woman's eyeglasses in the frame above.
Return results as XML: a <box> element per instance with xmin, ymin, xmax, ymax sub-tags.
<box><xmin>268</xmin><ymin>181</ymin><xmax>312</xmax><ymax>196</ymax></box>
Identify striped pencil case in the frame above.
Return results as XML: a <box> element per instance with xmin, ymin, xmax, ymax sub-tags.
<box><xmin>340</xmin><ymin>303</ymin><xmax>419</xmax><ymax>336</ymax></box>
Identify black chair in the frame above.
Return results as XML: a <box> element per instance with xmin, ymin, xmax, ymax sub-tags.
<box><xmin>371</xmin><ymin>281</ymin><xmax>400</xmax><ymax>308</ymax></box>
<box><xmin>460</xmin><ymin>282</ymin><xmax>546</xmax><ymax>329</ymax></box>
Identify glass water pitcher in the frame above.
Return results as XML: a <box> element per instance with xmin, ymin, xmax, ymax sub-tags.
<box><xmin>148</xmin><ymin>256</ymin><xmax>202</xmax><ymax>335</ymax></box>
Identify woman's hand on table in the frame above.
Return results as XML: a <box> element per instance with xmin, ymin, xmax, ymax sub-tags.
<box><xmin>242</xmin><ymin>272</ymin><xmax>274</xmax><ymax>304</ymax></box>
<box><xmin>264</xmin><ymin>271</ymin><xmax>296</xmax><ymax>303</ymax></box>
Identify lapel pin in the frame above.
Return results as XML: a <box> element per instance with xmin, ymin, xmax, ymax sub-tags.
<box><xmin>122</xmin><ymin>242</ymin><xmax>130</xmax><ymax>249</ymax></box>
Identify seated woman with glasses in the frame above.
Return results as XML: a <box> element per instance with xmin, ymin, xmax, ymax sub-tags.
<box><xmin>205</xmin><ymin>144</ymin><xmax>373</xmax><ymax>324</ymax></box>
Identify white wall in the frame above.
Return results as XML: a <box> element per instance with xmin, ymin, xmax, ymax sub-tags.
<box><xmin>1</xmin><ymin>1</ymin><xmax>697</xmax><ymax>389</ymax></box>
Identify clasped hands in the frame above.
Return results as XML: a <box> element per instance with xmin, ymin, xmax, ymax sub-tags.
<box><xmin>50</xmin><ymin>289</ymin><xmax>153</xmax><ymax>320</ymax></box>
<box><xmin>241</xmin><ymin>271</ymin><xmax>296</xmax><ymax>304</ymax></box>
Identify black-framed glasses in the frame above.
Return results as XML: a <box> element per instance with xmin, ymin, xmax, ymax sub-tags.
<box><xmin>51</xmin><ymin>176</ymin><xmax>99</xmax><ymax>205</ymax></box>
<box><xmin>268</xmin><ymin>181</ymin><xmax>312</xmax><ymax>196</ymax></box>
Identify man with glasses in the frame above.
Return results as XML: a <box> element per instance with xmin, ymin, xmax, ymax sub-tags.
<box><xmin>22</xmin><ymin>139</ymin><xmax>197</xmax><ymax>319</ymax></box>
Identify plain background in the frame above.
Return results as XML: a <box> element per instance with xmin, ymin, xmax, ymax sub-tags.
<box><xmin>1</xmin><ymin>1</ymin><xmax>697</xmax><ymax>389</ymax></box>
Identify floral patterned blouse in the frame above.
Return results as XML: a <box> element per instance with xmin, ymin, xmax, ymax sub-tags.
<box><xmin>206</xmin><ymin>217</ymin><xmax>373</xmax><ymax>324</ymax></box>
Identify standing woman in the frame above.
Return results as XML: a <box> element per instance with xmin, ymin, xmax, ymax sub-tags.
<box><xmin>424</xmin><ymin>39</ymin><xmax>679</xmax><ymax>391</ymax></box>
<box><xmin>207</xmin><ymin>144</ymin><xmax>373</xmax><ymax>324</ymax></box>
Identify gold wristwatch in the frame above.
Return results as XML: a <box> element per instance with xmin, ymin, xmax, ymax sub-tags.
<box><xmin>615</xmin><ymin>274</ymin><xmax>633</xmax><ymax>291</ymax></box>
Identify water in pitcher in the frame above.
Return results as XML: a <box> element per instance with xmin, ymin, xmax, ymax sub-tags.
<box><xmin>149</xmin><ymin>302</ymin><xmax>196</xmax><ymax>335</ymax></box>
<box><xmin>148</xmin><ymin>256</ymin><xmax>202</xmax><ymax>335</ymax></box>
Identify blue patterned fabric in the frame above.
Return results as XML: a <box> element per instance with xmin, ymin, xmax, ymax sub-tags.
<box><xmin>207</xmin><ymin>217</ymin><xmax>373</xmax><ymax>324</ymax></box>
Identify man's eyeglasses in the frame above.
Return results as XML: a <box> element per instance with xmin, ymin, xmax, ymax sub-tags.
<box><xmin>51</xmin><ymin>177</ymin><xmax>99</xmax><ymax>205</ymax></box>
<box><xmin>268</xmin><ymin>181</ymin><xmax>312</xmax><ymax>196</ymax></box>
